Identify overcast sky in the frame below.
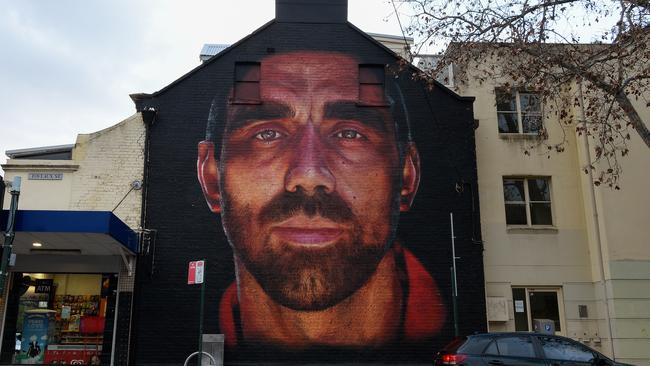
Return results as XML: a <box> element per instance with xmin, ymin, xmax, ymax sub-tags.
<box><xmin>0</xmin><ymin>0</ymin><xmax>409</xmax><ymax>171</ymax></box>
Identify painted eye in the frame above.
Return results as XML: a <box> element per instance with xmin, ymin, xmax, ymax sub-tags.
<box><xmin>335</xmin><ymin>130</ymin><xmax>364</xmax><ymax>140</ymax></box>
<box><xmin>254</xmin><ymin>129</ymin><xmax>283</xmax><ymax>141</ymax></box>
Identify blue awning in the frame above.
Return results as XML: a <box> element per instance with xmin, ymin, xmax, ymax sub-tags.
<box><xmin>1</xmin><ymin>210</ymin><xmax>139</xmax><ymax>255</ymax></box>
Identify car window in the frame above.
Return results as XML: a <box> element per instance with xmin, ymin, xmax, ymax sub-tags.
<box><xmin>484</xmin><ymin>340</ymin><xmax>499</xmax><ymax>355</ymax></box>
<box><xmin>458</xmin><ymin>337</ymin><xmax>493</xmax><ymax>354</ymax></box>
<box><xmin>496</xmin><ymin>336</ymin><xmax>536</xmax><ymax>358</ymax></box>
<box><xmin>539</xmin><ymin>337</ymin><xmax>595</xmax><ymax>362</ymax></box>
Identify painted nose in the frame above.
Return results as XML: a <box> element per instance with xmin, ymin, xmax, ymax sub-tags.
<box><xmin>285</xmin><ymin>125</ymin><xmax>335</xmax><ymax>195</ymax></box>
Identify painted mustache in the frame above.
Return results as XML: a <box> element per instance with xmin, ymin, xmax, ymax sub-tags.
<box><xmin>258</xmin><ymin>187</ymin><xmax>355</xmax><ymax>225</ymax></box>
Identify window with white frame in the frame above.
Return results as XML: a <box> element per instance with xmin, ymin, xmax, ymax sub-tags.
<box><xmin>503</xmin><ymin>177</ymin><xmax>553</xmax><ymax>226</ymax></box>
<box><xmin>496</xmin><ymin>89</ymin><xmax>542</xmax><ymax>134</ymax></box>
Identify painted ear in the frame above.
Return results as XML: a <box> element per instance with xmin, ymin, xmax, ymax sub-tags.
<box><xmin>400</xmin><ymin>142</ymin><xmax>421</xmax><ymax>212</ymax></box>
<box><xmin>197</xmin><ymin>141</ymin><xmax>222</xmax><ymax>213</ymax></box>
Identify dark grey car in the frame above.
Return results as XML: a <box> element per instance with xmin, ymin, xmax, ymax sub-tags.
<box><xmin>434</xmin><ymin>333</ymin><xmax>634</xmax><ymax>366</ymax></box>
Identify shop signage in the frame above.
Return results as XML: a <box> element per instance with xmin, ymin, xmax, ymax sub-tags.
<box><xmin>28</xmin><ymin>172</ymin><xmax>63</xmax><ymax>180</ymax></box>
<box><xmin>34</xmin><ymin>279</ymin><xmax>53</xmax><ymax>293</ymax></box>
<box><xmin>187</xmin><ymin>260</ymin><xmax>205</xmax><ymax>285</ymax></box>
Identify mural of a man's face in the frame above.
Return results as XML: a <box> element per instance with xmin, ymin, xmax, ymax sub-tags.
<box><xmin>198</xmin><ymin>51</ymin><xmax>420</xmax><ymax>311</ymax></box>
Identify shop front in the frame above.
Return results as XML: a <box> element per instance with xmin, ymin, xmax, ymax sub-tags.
<box><xmin>0</xmin><ymin>210</ymin><xmax>138</xmax><ymax>365</ymax></box>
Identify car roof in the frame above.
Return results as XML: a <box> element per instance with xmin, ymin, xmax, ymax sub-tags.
<box><xmin>468</xmin><ymin>332</ymin><xmax>578</xmax><ymax>342</ymax></box>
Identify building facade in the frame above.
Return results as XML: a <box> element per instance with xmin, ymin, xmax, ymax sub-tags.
<box><xmin>127</xmin><ymin>0</ymin><xmax>484</xmax><ymax>364</ymax></box>
<box><xmin>0</xmin><ymin>114</ymin><xmax>146</xmax><ymax>365</ymax></box>
<box><xmin>449</xmin><ymin>50</ymin><xmax>650</xmax><ymax>366</ymax></box>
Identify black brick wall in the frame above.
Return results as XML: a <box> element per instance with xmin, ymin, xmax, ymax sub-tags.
<box><xmin>114</xmin><ymin>292</ymin><xmax>133</xmax><ymax>366</ymax></box>
<box><xmin>131</xmin><ymin>21</ymin><xmax>485</xmax><ymax>365</ymax></box>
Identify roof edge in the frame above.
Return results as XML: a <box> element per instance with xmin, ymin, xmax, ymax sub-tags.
<box><xmin>346</xmin><ymin>23</ymin><xmax>474</xmax><ymax>102</ymax></box>
<box><xmin>130</xmin><ymin>19</ymin><xmax>277</xmax><ymax>110</ymax></box>
<box><xmin>6</xmin><ymin>144</ymin><xmax>75</xmax><ymax>159</ymax></box>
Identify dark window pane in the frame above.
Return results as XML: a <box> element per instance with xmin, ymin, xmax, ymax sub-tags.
<box><xmin>484</xmin><ymin>341</ymin><xmax>499</xmax><ymax>355</ymax></box>
<box><xmin>359</xmin><ymin>84</ymin><xmax>385</xmax><ymax>103</ymax></box>
<box><xmin>505</xmin><ymin>204</ymin><xmax>527</xmax><ymax>225</ymax></box>
<box><xmin>522</xmin><ymin>114</ymin><xmax>542</xmax><ymax>133</ymax></box>
<box><xmin>503</xmin><ymin>179</ymin><xmax>525</xmax><ymax>202</ymax></box>
<box><xmin>496</xmin><ymin>337</ymin><xmax>535</xmax><ymax>358</ymax></box>
<box><xmin>234</xmin><ymin>82</ymin><xmax>260</xmax><ymax>101</ymax></box>
<box><xmin>359</xmin><ymin>65</ymin><xmax>385</xmax><ymax>84</ymax></box>
<box><xmin>498</xmin><ymin>112</ymin><xmax>519</xmax><ymax>133</ymax></box>
<box><xmin>530</xmin><ymin>203</ymin><xmax>552</xmax><ymax>225</ymax></box>
<box><xmin>496</xmin><ymin>91</ymin><xmax>517</xmax><ymax>111</ymax></box>
<box><xmin>235</xmin><ymin>62</ymin><xmax>260</xmax><ymax>81</ymax></box>
<box><xmin>529</xmin><ymin>292</ymin><xmax>561</xmax><ymax>331</ymax></box>
<box><xmin>512</xmin><ymin>288</ymin><xmax>529</xmax><ymax>331</ymax></box>
<box><xmin>539</xmin><ymin>337</ymin><xmax>595</xmax><ymax>362</ymax></box>
<box><xmin>528</xmin><ymin>179</ymin><xmax>550</xmax><ymax>201</ymax></box>
<box><xmin>520</xmin><ymin>93</ymin><xmax>541</xmax><ymax>112</ymax></box>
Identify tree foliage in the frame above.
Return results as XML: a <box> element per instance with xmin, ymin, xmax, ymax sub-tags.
<box><xmin>397</xmin><ymin>0</ymin><xmax>650</xmax><ymax>188</ymax></box>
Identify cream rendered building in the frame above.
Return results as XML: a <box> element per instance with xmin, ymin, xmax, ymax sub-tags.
<box><xmin>448</xmin><ymin>54</ymin><xmax>650</xmax><ymax>365</ymax></box>
<box><xmin>0</xmin><ymin>113</ymin><xmax>146</xmax><ymax>365</ymax></box>
<box><xmin>2</xmin><ymin>113</ymin><xmax>145</xmax><ymax>226</ymax></box>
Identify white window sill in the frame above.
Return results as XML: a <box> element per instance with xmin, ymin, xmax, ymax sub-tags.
<box><xmin>499</xmin><ymin>133</ymin><xmax>542</xmax><ymax>140</ymax></box>
<box><xmin>506</xmin><ymin>225</ymin><xmax>558</xmax><ymax>233</ymax></box>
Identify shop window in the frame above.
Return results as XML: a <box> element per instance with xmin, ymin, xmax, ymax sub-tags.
<box><xmin>496</xmin><ymin>89</ymin><xmax>542</xmax><ymax>134</ymax></box>
<box><xmin>4</xmin><ymin>273</ymin><xmax>115</xmax><ymax>364</ymax></box>
<box><xmin>233</xmin><ymin>62</ymin><xmax>261</xmax><ymax>103</ymax></box>
<box><xmin>503</xmin><ymin>177</ymin><xmax>553</xmax><ymax>226</ymax></box>
<box><xmin>359</xmin><ymin>64</ymin><xmax>385</xmax><ymax>104</ymax></box>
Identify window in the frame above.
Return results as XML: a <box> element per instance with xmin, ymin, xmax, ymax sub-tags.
<box><xmin>496</xmin><ymin>89</ymin><xmax>542</xmax><ymax>134</ymax></box>
<box><xmin>234</xmin><ymin>62</ymin><xmax>260</xmax><ymax>102</ymax></box>
<box><xmin>503</xmin><ymin>177</ymin><xmax>553</xmax><ymax>226</ymax></box>
<box><xmin>485</xmin><ymin>337</ymin><xmax>536</xmax><ymax>358</ymax></box>
<box><xmin>359</xmin><ymin>64</ymin><xmax>385</xmax><ymax>104</ymax></box>
<box><xmin>538</xmin><ymin>337</ymin><xmax>595</xmax><ymax>362</ymax></box>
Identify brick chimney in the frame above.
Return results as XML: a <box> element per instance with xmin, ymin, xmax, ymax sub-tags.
<box><xmin>275</xmin><ymin>0</ymin><xmax>348</xmax><ymax>23</ymax></box>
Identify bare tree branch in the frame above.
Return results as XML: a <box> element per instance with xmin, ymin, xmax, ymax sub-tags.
<box><xmin>400</xmin><ymin>0</ymin><xmax>650</xmax><ymax>187</ymax></box>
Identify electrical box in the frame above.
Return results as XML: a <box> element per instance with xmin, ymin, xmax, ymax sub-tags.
<box><xmin>202</xmin><ymin>334</ymin><xmax>224</xmax><ymax>365</ymax></box>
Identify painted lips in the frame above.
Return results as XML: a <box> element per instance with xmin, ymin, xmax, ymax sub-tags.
<box><xmin>272</xmin><ymin>216</ymin><xmax>345</xmax><ymax>245</ymax></box>
<box><xmin>272</xmin><ymin>227</ymin><xmax>343</xmax><ymax>244</ymax></box>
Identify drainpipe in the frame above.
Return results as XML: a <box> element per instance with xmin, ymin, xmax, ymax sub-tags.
<box><xmin>577</xmin><ymin>81</ymin><xmax>616</xmax><ymax>359</ymax></box>
<box><xmin>0</xmin><ymin>176</ymin><xmax>21</xmax><ymax>294</ymax></box>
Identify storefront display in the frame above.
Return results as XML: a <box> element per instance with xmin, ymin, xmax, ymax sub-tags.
<box><xmin>6</xmin><ymin>273</ymin><xmax>111</xmax><ymax>365</ymax></box>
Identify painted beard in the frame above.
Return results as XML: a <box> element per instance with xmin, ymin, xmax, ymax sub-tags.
<box><xmin>220</xmin><ymin>187</ymin><xmax>391</xmax><ymax>311</ymax></box>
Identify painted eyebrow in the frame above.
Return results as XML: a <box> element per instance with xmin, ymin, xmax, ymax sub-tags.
<box><xmin>226</xmin><ymin>102</ymin><xmax>294</xmax><ymax>131</ymax></box>
<box><xmin>323</xmin><ymin>101</ymin><xmax>389</xmax><ymax>132</ymax></box>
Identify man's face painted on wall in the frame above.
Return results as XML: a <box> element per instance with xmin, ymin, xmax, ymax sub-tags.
<box><xmin>198</xmin><ymin>51</ymin><xmax>420</xmax><ymax>311</ymax></box>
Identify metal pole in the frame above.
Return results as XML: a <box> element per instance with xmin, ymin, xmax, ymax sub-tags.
<box><xmin>198</xmin><ymin>260</ymin><xmax>206</xmax><ymax>366</ymax></box>
<box><xmin>450</xmin><ymin>212</ymin><xmax>459</xmax><ymax>336</ymax></box>
<box><xmin>0</xmin><ymin>177</ymin><xmax>21</xmax><ymax>295</ymax></box>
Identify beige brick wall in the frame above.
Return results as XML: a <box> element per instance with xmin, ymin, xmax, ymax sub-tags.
<box><xmin>69</xmin><ymin>113</ymin><xmax>145</xmax><ymax>229</ymax></box>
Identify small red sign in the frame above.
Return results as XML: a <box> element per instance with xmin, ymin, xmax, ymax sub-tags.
<box><xmin>187</xmin><ymin>260</ymin><xmax>205</xmax><ymax>284</ymax></box>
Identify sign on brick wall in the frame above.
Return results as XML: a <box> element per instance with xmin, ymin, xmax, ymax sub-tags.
<box><xmin>187</xmin><ymin>260</ymin><xmax>204</xmax><ymax>285</ymax></box>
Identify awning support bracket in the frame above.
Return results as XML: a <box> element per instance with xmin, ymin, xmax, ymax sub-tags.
<box><xmin>118</xmin><ymin>246</ymin><xmax>135</xmax><ymax>276</ymax></box>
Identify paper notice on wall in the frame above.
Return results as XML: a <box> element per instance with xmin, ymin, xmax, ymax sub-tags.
<box><xmin>515</xmin><ymin>300</ymin><xmax>525</xmax><ymax>313</ymax></box>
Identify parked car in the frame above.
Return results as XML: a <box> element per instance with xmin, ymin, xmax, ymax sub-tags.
<box><xmin>434</xmin><ymin>333</ymin><xmax>634</xmax><ymax>366</ymax></box>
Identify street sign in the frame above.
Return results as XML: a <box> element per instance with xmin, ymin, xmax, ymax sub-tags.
<box><xmin>187</xmin><ymin>260</ymin><xmax>205</xmax><ymax>285</ymax></box>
